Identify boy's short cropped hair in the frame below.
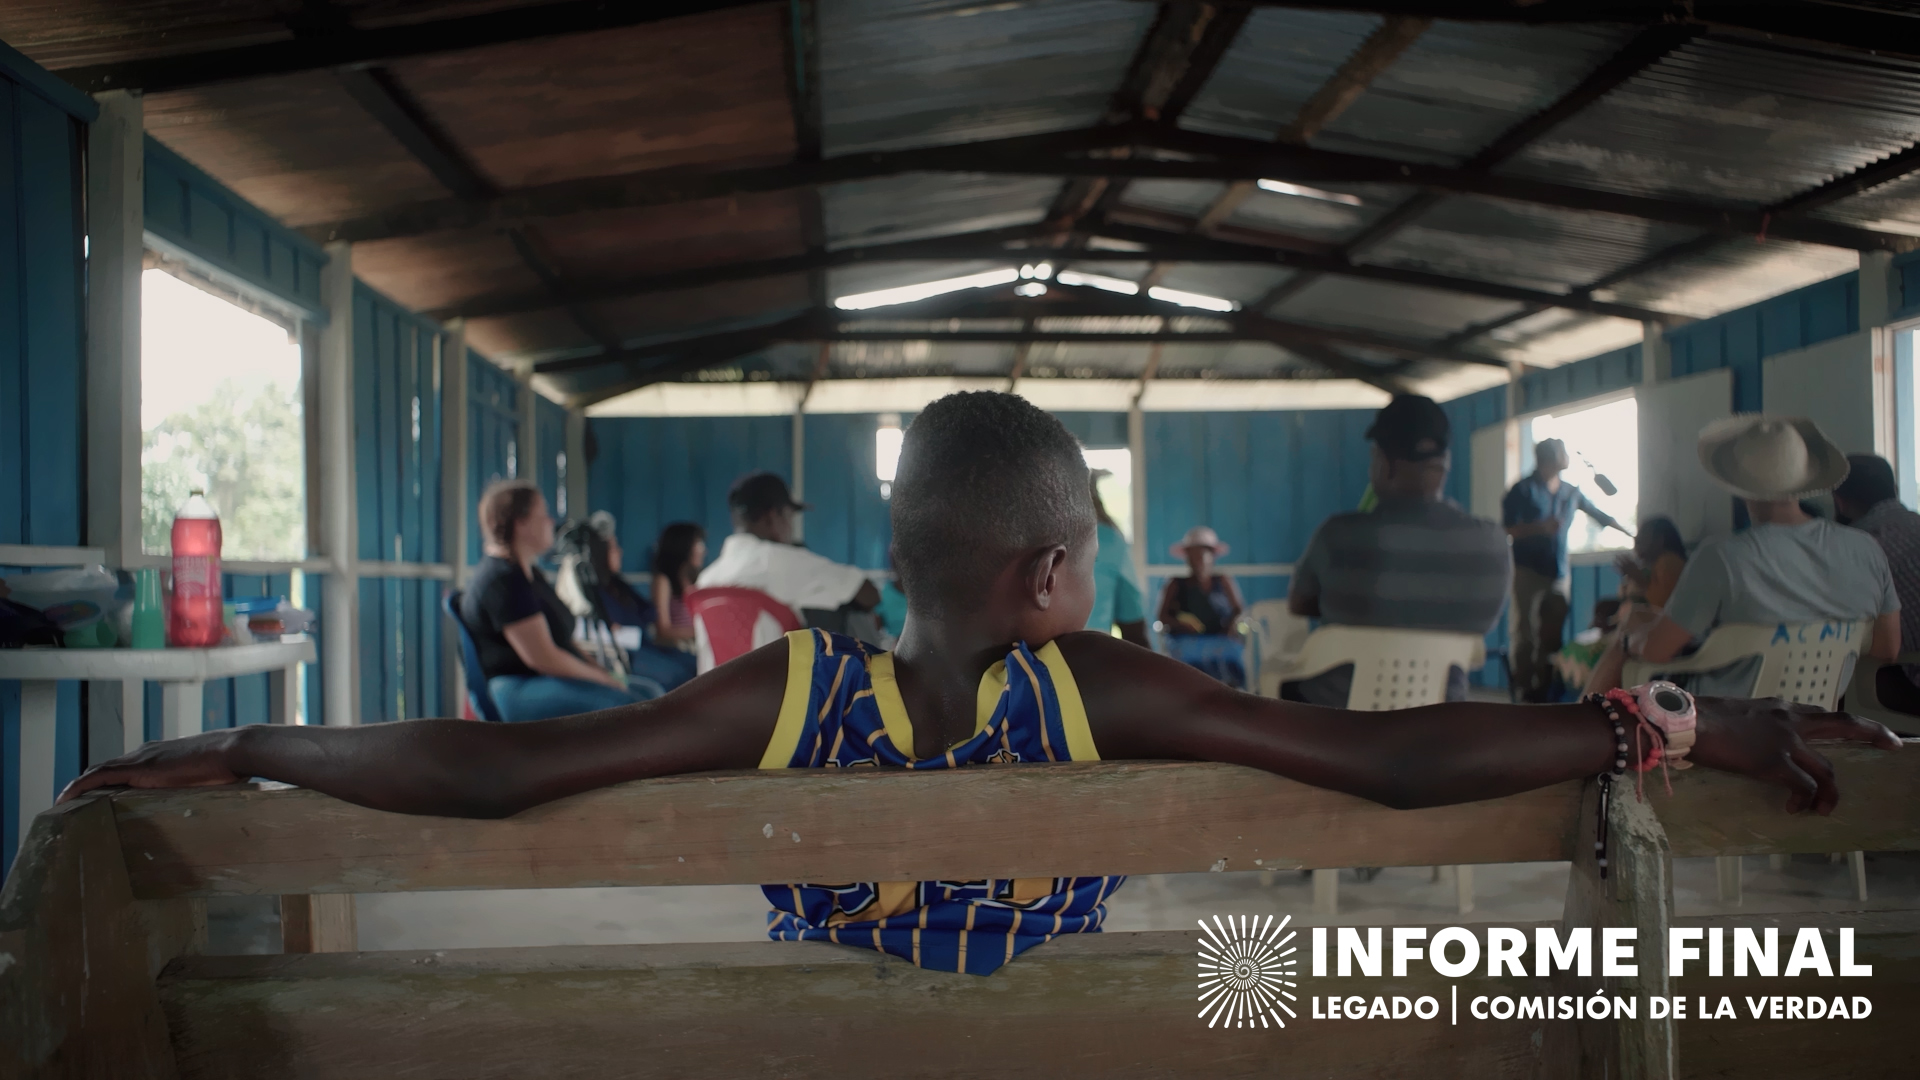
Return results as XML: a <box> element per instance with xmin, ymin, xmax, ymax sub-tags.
<box><xmin>890</xmin><ymin>392</ymin><xmax>1094</xmax><ymax>610</ymax></box>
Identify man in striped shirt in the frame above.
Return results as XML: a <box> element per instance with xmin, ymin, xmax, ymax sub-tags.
<box><xmin>1284</xmin><ymin>395</ymin><xmax>1512</xmax><ymax>707</ymax></box>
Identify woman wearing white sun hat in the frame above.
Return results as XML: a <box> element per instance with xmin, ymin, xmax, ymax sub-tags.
<box><xmin>1157</xmin><ymin>525</ymin><xmax>1246</xmax><ymax>687</ymax></box>
<box><xmin>1604</xmin><ymin>415</ymin><xmax>1902</xmax><ymax>696</ymax></box>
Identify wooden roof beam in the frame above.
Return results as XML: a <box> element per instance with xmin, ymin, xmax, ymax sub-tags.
<box><xmin>1044</xmin><ymin>3</ymin><xmax>1251</xmax><ymax>239</ymax></box>
<box><xmin>334</xmin><ymin>62</ymin><xmax>619</xmax><ymax>351</ymax></box>
<box><xmin>1257</xmin><ymin>22</ymin><xmax>1700</xmax><ymax>312</ymax></box>
<box><xmin>430</xmin><ymin>216</ymin><xmax>1678</xmax><ymax>326</ymax></box>
<box><xmin>301</xmin><ymin>125</ymin><xmax>1918</xmax><ymax>253</ymax></box>
<box><xmin>1444</xmin><ymin>134</ymin><xmax>1920</xmax><ymax>349</ymax></box>
<box><xmin>1200</xmin><ymin>2</ymin><xmax>1920</xmax><ymax>65</ymax></box>
<box><xmin>535</xmin><ymin>284</ymin><xmax>1500</xmax><ymax>391</ymax></box>
<box><xmin>49</xmin><ymin>0</ymin><xmax>770</xmax><ymax>94</ymax></box>
<box><xmin>1192</xmin><ymin>14</ymin><xmax>1430</xmax><ymax>235</ymax></box>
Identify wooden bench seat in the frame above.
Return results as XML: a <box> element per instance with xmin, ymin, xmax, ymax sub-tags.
<box><xmin>4</xmin><ymin>746</ymin><xmax>1917</xmax><ymax>1079</ymax></box>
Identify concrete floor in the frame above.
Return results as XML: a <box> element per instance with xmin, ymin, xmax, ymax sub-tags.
<box><xmin>207</xmin><ymin>852</ymin><xmax>1920</xmax><ymax>955</ymax></box>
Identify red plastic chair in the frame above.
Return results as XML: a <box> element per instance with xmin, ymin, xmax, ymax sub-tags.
<box><xmin>685</xmin><ymin>587</ymin><xmax>803</xmax><ymax>672</ymax></box>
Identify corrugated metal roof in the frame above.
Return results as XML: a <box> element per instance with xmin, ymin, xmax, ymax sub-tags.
<box><xmin>1177</xmin><ymin>7</ymin><xmax>1381</xmax><ymax>141</ymax></box>
<box><xmin>1217</xmin><ymin>182</ymin><xmax>1400</xmax><ymax>243</ymax></box>
<box><xmin>1314</xmin><ymin>21</ymin><xmax>1638</xmax><ymax>165</ymax></box>
<box><xmin>831</xmin><ymin>339</ymin><xmax>1014</xmax><ymax>376</ymax></box>
<box><xmin>1364</xmin><ymin>194</ymin><xmax>1700</xmax><ymax>293</ymax></box>
<box><xmin>822</xmin><ymin>173</ymin><xmax>1059</xmax><ymax>247</ymax></box>
<box><xmin>819</xmin><ymin>0</ymin><xmax>1155</xmax><ymax>155</ymax></box>
<box><xmin>1154</xmin><ymin>262</ymin><xmax>1292</xmax><ymax>306</ymax></box>
<box><xmin>1120</xmin><ymin>178</ymin><xmax>1231</xmax><ymax>220</ymax></box>
<box><xmin>1272</xmin><ymin>276</ymin><xmax>1520</xmax><ymax>340</ymax></box>
<box><xmin>1502</xmin><ymin>35</ymin><xmax>1920</xmax><ymax>206</ymax></box>
<box><xmin>826</xmin><ymin>258</ymin><xmax>1012</xmax><ymax>299</ymax></box>
<box><xmin>1808</xmin><ymin>168</ymin><xmax>1920</xmax><ymax>234</ymax></box>
<box><xmin>51</xmin><ymin>0</ymin><xmax>1920</xmax><ymax>391</ymax></box>
<box><xmin>1595</xmin><ymin>239</ymin><xmax>1858</xmax><ymax>321</ymax></box>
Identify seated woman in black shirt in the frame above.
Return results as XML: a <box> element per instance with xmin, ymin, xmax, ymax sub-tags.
<box><xmin>460</xmin><ymin>480</ymin><xmax>654</xmax><ymax>721</ymax></box>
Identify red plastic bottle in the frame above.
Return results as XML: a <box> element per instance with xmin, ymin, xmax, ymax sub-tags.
<box><xmin>168</xmin><ymin>490</ymin><xmax>224</xmax><ymax>647</ymax></box>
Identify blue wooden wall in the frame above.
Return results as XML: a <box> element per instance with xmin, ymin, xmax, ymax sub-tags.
<box><xmin>585</xmin><ymin>408</ymin><xmax>1382</xmax><ymax>610</ymax></box>
<box><xmin>144</xmin><ymin>137</ymin><xmax>326</xmax><ymax>320</ymax></box>
<box><xmin>588</xmin><ymin>415</ymin><xmax>793</xmax><ymax>574</ymax></box>
<box><xmin>1142</xmin><ymin>409</ymin><xmax>1376</xmax><ymax>608</ymax></box>
<box><xmin>0</xmin><ymin>47</ymin><xmax>94</xmax><ymax>871</ymax></box>
<box><xmin>535</xmin><ymin>393</ymin><xmax>569</xmax><ymax>518</ymax></box>
<box><xmin>0</xmin><ymin>66</ymin><xmax>86</xmax><ymax>551</ymax></box>
<box><xmin>1898</xmin><ymin>251</ymin><xmax>1920</xmax><ymax>321</ymax></box>
<box><xmin>1665</xmin><ymin>272</ymin><xmax>1859</xmax><ymax>412</ymax></box>
<box><xmin>803</xmin><ymin>413</ymin><xmax>896</xmax><ymax>572</ymax></box>
<box><xmin>352</xmin><ymin>284</ymin><xmax>448</xmax><ymax>723</ymax></box>
<box><xmin>467</xmin><ymin>352</ymin><xmax>521</xmax><ymax>563</ymax></box>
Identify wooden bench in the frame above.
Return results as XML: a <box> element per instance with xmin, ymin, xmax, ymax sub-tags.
<box><xmin>3</xmin><ymin>747</ymin><xmax>1916</xmax><ymax>1079</ymax></box>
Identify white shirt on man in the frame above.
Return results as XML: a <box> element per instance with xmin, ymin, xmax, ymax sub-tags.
<box><xmin>695</xmin><ymin>532</ymin><xmax>870</xmax><ymax>618</ymax></box>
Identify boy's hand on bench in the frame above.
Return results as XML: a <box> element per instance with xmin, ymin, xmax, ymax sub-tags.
<box><xmin>60</xmin><ymin>729</ymin><xmax>248</xmax><ymax>802</ymax></box>
<box><xmin>1687</xmin><ymin>697</ymin><xmax>1901</xmax><ymax>815</ymax></box>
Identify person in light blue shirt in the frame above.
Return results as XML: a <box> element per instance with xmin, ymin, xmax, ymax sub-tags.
<box><xmin>1502</xmin><ymin>438</ymin><xmax>1630</xmax><ymax>701</ymax></box>
<box><xmin>1086</xmin><ymin>472</ymin><xmax>1148</xmax><ymax>647</ymax></box>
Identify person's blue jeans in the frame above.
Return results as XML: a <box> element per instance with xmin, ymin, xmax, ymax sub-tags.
<box><xmin>486</xmin><ymin>674</ymin><xmax>662</xmax><ymax>722</ymax></box>
<box><xmin>1165</xmin><ymin>633</ymin><xmax>1247</xmax><ymax>690</ymax></box>
<box><xmin>629</xmin><ymin>643</ymin><xmax>698</xmax><ymax>692</ymax></box>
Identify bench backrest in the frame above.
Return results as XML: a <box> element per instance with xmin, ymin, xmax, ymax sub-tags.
<box><xmin>5</xmin><ymin>748</ymin><xmax>1916</xmax><ymax>1080</ymax></box>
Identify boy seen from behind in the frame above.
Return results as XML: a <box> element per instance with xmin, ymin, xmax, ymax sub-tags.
<box><xmin>65</xmin><ymin>393</ymin><xmax>1898</xmax><ymax>976</ymax></box>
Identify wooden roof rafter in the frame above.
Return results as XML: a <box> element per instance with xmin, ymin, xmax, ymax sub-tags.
<box><xmin>332</xmin><ymin>54</ymin><xmax>622</xmax><ymax>353</ymax></box>
<box><xmin>1252</xmin><ymin>21</ymin><xmax>1701</xmax><ymax>313</ymax></box>
<box><xmin>538</xmin><ymin>281</ymin><xmax>1499</xmax><ymax>407</ymax></box>
<box><xmin>297</xmin><ymin>123</ymin><xmax>1920</xmax><ymax>253</ymax></box>
<box><xmin>428</xmin><ymin>219</ymin><xmax>1680</xmax><ymax>325</ymax></box>
<box><xmin>49</xmin><ymin>0</ymin><xmax>772</xmax><ymax>93</ymax></box>
<box><xmin>1443</xmin><ymin>135</ymin><xmax>1920</xmax><ymax>349</ymax></box>
<box><xmin>1207</xmin><ymin>1</ymin><xmax>1920</xmax><ymax>65</ymax></box>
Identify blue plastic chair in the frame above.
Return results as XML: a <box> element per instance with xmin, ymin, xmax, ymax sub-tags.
<box><xmin>444</xmin><ymin>590</ymin><xmax>504</xmax><ymax>722</ymax></box>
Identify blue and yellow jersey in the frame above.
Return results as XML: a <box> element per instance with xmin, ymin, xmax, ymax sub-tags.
<box><xmin>759</xmin><ymin>628</ymin><xmax>1124</xmax><ymax>975</ymax></box>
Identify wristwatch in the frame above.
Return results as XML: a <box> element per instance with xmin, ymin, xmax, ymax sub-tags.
<box><xmin>1630</xmin><ymin>680</ymin><xmax>1696</xmax><ymax>768</ymax></box>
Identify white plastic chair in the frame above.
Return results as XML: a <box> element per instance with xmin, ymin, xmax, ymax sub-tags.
<box><xmin>1624</xmin><ymin>619</ymin><xmax>1873</xmax><ymax>905</ymax></box>
<box><xmin>1842</xmin><ymin>651</ymin><xmax>1920</xmax><ymax>736</ymax></box>
<box><xmin>1281</xmin><ymin>626</ymin><xmax>1485</xmax><ymax>711</ymax></box>
<box><xmin>1242</xmin><ymin>599</ymin><xmax>1311</xmax><ymax>699</ymax></box>
<box><xmin>1279</xmin><ymin>626</ymin><xmax>1486</xmax><ymax>914</ymax></box>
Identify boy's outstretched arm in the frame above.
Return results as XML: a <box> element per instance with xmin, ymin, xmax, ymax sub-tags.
<box><xmin>59</xmin><ymin>642</ymin><xmax>789</xmax><ymax>818</ymax></box>
<box><xmin>1057</xmin><ymin>632</ymin><xmax>1900</xmax><ymax>814</ymax></box>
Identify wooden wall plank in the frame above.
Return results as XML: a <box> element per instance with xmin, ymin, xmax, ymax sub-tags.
<box><xmin>106</xmin><ymin>745</ymin><xmax>1915</xmax><ymax>900</ymax></box>
<box><xmin>153</xmin><ymin>912</ymin><xmax>1917</xmax><ymax>1080</ymax></box>
<box><xmin>157</xmin><ymin>930</ymin><xmax>1547</xmax><ymax>1080</ymax></box>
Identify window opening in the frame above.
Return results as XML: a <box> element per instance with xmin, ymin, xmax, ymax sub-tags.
<box><xmin>140</xmin><ymin>267</ymin><xmax>307</xmax><ymax>559</ymax></box>
<box><xmin>1528</xmin><ymin>396</ymin><xmax>1638</xmax><ymax>555</ymax></box>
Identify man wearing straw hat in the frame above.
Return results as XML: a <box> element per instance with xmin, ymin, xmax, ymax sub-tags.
<box><xmin>1625</xmin><ymin>416</ymin><xmax>1902</xmax><ymax>696</ymax></box>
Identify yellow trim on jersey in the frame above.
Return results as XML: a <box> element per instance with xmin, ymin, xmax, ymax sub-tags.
<box><xmin>758</xmin><ymin>630</ymin><xmax>818</xmax><ymax>770</ymax></box>
<box><xmin>1036</xmin><ymin>640</ymin><xmax>1100</xmax><ymax>761</ymax></box>
<box><xmin>866</xmin><ymin>651</ymin><xmax>917</xmax><ymax>759</ymax></box>
<box><xmin>975</xmin><ymin>660</ymin><xmax>1009</xmax><ymax>737</ymax></box>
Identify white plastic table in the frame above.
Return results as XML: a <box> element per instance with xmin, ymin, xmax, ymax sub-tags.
<box><xmin>0</xmin><ymin>639</ymin><xmax>316</xmax><ymax>849</ymax></box>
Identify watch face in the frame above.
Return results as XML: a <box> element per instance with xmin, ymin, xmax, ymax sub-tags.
<box><xmin>1653</xmin><ymin>688</ymin><xmax>1687</xmax><ymax>713</ymax></box>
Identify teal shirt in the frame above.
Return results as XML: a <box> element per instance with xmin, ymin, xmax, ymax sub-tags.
<box><xmin>1087</xmin><ymin>522</ymin><xmax>1145</xmax><ymax>633</ymax></box>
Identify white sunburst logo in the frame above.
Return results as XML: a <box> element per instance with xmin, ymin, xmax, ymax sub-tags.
<box><xmin>1197</xmin><ymin>914</ymin><xmax>1299</xmax><ymax>1030</ymax></box>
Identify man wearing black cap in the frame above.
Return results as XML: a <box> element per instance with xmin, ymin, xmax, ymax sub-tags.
<box><xmin>1834</xmin><ymin>454</ymin><xmax>1920</xmax><ymax>720</ymax></box>
<box><xmin>696</xmin><ymin>471</ymin><xmax>880</xmax><ymax>619</ymax></box>
<box><xmin>1284</xmin><ymin>395</ymin><xmax>1511</xmax><ymax>706</ymax></box>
